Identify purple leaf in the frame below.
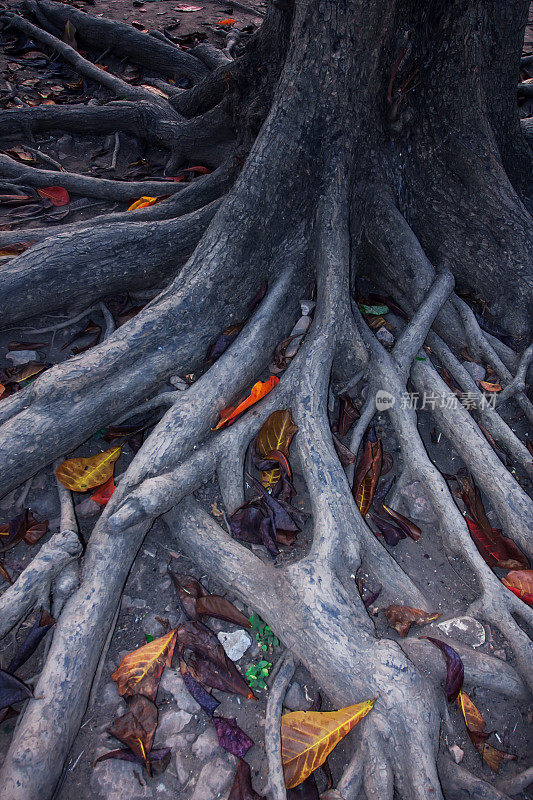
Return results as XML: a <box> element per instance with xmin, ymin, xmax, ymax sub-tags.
<box><xmin>7</xmin><ymin>608</ymin><xmax>55</xmax><ymax>674</ymax></box>
<box><xmin>369</xmin><ymin>512</ymin><xmax>405</xmax><ymax>546</ymax></box>
<box><xmin>363</xmin><ymin>585</ymin><xmax>382</xmax><ymax>608</ymax></box>
<box><xmin>419</xmin><ymin>636</ymin><xmax>464</xmax><ymax>701</ymax></box>
<box><xmin>0</xmin><ymin>669</ymin><xmax>33</xmax><ymax>710</ymax></box>
<box><xmin>181</xmin><ymin>667</ymin><xmax>220</xmax><ymax>716</ymax></box>
<box><xmin>213</xmin><ymin>716</ymin><xmax>254</xmax><ymax>758</ymax></box>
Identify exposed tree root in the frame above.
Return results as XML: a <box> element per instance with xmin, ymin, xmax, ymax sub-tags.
<box><xmin>3</xmin><ymin>11</ymin><xmax>169</xmax><ymax>106</ymax></box>
<box><xmin>22</xmin><ymin>0</ymin><xmax>208</xmax><ymax>82</ymax></box>
<box><xmin>0</xmin><ymin>1</ymin><xmax>531</xmax><ymax>797</ymax></box>
<box><xmin>265</xmin><ymin>652</ymin><xmax>296</xmax><ymax>800</ymax></box>
<box><xmin>0</xmin><ymin>201</ymin><xmax>219</xmax><ymax>322</ymax></box>
<box><xmin>0</xmin><ymin>159</ymin><xmax>237</xmax><ymax>247</ymax></box>
<box><xmin>0</xmin><ymin>528</ymin><xmax>81</xmax><ymax>640</ymax></box>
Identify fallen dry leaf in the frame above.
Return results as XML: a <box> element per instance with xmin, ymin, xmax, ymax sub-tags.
<box><xmin>281</xmin><ymin>700</ymin><xmax>375</xmax><ymax>788</ymax></box>
<box><xmin>458</xmin><ymin>691</ymin><xmax>516</xmax><ymax>771</ymax></box>
<box><xmin>501</xmin><ymin>570</ymin><xmax>533</xmax><ymax>606</ymax></box>
<box><xmin>478</xmin><ymin>380</ymin><xmax>502</xmax><ymax>392</ymax></box>
<box><xmin>384</xmin><ymin>605</ymin><xmax>439</xmax><ymax>637</ymax></box>
<box><xmin>255</xmin><ymin>409</ymin><xmax>297</xmax><ymax>490</ymax></box>
<box><xmin>352</xmin><ymin>429</ymin><xmax>382</xmax><ymax>516</ymax></box>
<box><xmin>214</xmin><ymin>376</ymin><xmax>279</xmax><ymax>430</ymax></box>
<box><xmin>112</xmin><ymin>629</ymin><xmax>177</xmax><ymax>701</ymax></box>
<box><xmin>56</xmin><ymin>447</ymin><xmax>122</xmax><ymax>492</ymax></box>
<box><xmin>126</xmin><ymin>196</ymin><xmax>165</xmax><ymax>212</ymax></box>
<box><xmin>36</xmin><ymin>186</ymin><xmax>70</xmax><ymax>206</ymax></box>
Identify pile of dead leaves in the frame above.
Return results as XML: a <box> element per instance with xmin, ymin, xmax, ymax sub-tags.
<box><xmin>228</xmin><ymin>409</ymin><xmax>306</xmax><ymax>557</ymax></box>
<box><xmin>97</xmin><ymin>575</ymin><xmax>258</xmax><ymax>779</ymax></box>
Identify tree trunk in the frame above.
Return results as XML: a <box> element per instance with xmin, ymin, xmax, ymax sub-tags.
<box><xmin>0</xmin><ymin>1</ymin><xmax>531</xmax><ymax>798</ymax></box>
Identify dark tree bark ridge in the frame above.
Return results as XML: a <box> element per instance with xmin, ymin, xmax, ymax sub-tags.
<box><xmin>0</xmin><ymin>1</ymin><xmax>531</xmax><ymax>798</ymax></box>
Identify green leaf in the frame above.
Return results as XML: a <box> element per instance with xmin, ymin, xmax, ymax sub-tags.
<box><xmin>360</xmin><ymin>304</ymin><xmax>389</xmax><ymax>316</ymax></box>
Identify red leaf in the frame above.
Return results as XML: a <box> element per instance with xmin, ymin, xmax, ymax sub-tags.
<box><xmin>91</xmin><ymin>476</ymin><xmax>116</xmax><ymax>506</ymax></box>
<box><xmin>36</xmin><ymin>186</ymin><xmax>70</xmax><ymax>206</ymax></box>
<box><xmin>214</xmin><ymin>376</ymin><xmax>279</xmax><ymax>430</ymax></box>
<box><xmin>465</xmin><ymin>518</ymin><xmax>529</xmax><ymax>570</ymax></box>
<box><xmin>352</xmin><ymin>429</ymin><xmax>382</xmax><ymax>517</ymax></box>
<box><xmin>502</xmin><ymin>570</ymin><xmax>533</xmax><ymax>606</ymax></box>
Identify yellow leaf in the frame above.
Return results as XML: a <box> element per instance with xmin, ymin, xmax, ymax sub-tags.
<box><xmin>256</xmin><ymin>409</ymin><xmax>297</xmax><ymax>489</ymax></box>
<box><xmin>127</xmin><ymin>196</ymin><xmax>160</xmax><ymax>211</ymax></box>
<box><xmin>282</xmin><ymin>699</ymin><xmax>375</xmax><ymax>788</ymax></box>
<box><xmin>140</xmin><ymin>84</ymin><xmax>169</xmax><ymax>98</ymax></box>
<box><xmin>55</xmin><ymin>446</ymin><xmax>122</xmax><ymax>492</ymax></box>
<box><xmin>112</xmin><ymin>629</ymin><xmax>177</xmax><ymax>701</ymax></box>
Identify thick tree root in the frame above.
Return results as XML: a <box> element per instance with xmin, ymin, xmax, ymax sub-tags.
<box><xmin>0</xmin><ymin>3</ymin><xmax>531</xmax><ymax>796</ymax></box>
<box><xmin>0</xmin><ymin>159</ymin><xmax>237</xmax><ymax>247</ymax></box>
<box><xmin>0</xmin><ymin>528</ymin><xmax>81</xmax><ymax>640</ymax></box>
<box><xmin>0</xmin><ymin>187</ymin><xmax>530</xmax><ymax>800</ymax></box>
<box><xmin>22</xmin><ymin>0</ymin><xmax>208</xmax><ymax>82</ymax></box>
<box><xmin>265</xmin><ymin>653</ymin><xmax>296</xmax><ymax>800</ymax></box>
<box><xmin>0</xmin><ymin>201</ymin><xmax>219</xmax><ymax>323</ymax></box>
<box><xmin>2</xmin><ymin>12</ymin><xmax>168</xmax><ymax>106</ymax></box>
<box><xmin>0</xmin><ymin>154</ymin><xmax>188</xmax><ymax>201</ymax></box>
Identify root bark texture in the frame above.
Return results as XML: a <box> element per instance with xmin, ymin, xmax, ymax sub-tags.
<box><xmin>0</xmin><ymin>0</ymin><xmax>531</xmax><ymax>798</ymax></box>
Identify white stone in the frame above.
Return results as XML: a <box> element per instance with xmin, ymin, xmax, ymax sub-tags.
<box><xmin>191</xmin><ymin>727</ymin><xmax>219</xmax><ymax>760</ymax></box>
<box><xmin>300</xmin><ymin>300</ymin><xmax>315</xmax><ymax>315</ymax></box>
<box><xmin>285</xmin><ymin>315</ymin><xmax>311</xmax><ymax>358</ymax></box>
<box><xmin>436</xmin><ymin>616</ymin><xmax>485</xmax><ymax>648</ymax></box>
<box><xmin>449</xmin><ymin>745</ymin><xmax>464</xmax><ymax>764</ymax></box>
<box><xmin>6</xmin><ymin>350</ymin><xmax>39</xmax><ymax>366</ymax></box>
<box><xmin>190</xmin><ymin>756</ymin><xmax>236</xmax><ymax>800</ymax></box>
<box><xmin>159</xmin><ymin>669</ymin><xmax>201</xmax><ymax>713</ymax></box>
<box><xmin>217</xmin><ymin>629</ymin><xmax>252</xmax><ymax>661</ymax></box>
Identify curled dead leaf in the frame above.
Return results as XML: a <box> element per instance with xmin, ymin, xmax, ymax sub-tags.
<box><xmin>384</xmin><ymin>605</ymin><xmax>439</xmax><ymax>637</ymax></box>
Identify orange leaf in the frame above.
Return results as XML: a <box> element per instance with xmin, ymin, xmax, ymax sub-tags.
<box><xmin>282</xmin><ymin>700</ymin><xmax>375</xmax><ymax>788</ymax></box>
<box><xmin>126</xmin><ymin>196</ymin><xmax>165</xmax><ymax>211</ymax></box>
<box><xmin>0</xmin><ymin>383</ymin><xmax>4</xmax><ymax>400</ymax></box>
<box><xmin>479</xmin><ymin>380</ymin><xmax>502</xmax><ymax>392</ymax></box>
<box><xmin>112</xmin><ymin>629</ymin><xmax>177</xmax><ymax>701</ymax></box>
<box><xmin>36</xmin><ymin>186</ymin><xmax>70</xmax><ymax>206</ymax></box>
<box><xmin>213</xmin><ymin>376</ymin><xmax>279</xmax><ymax>430</ymax></box>
<box><xmin>91</xmin><ymin>476</ymin><xmax>116</xmax><ymax>506</ymax></box>
<box><xmin>218</xmin><ymin>18</ymin><xmax>236</xmax><ymax>25</ymax></box>
<box><xmin>502</xmin><ymin>569</ymin><xmax>533</xmax><ymax>606</ymax></box>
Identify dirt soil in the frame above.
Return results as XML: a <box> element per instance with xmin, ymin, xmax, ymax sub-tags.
<box><xmin>0</xmin><ymin>2</ymin><xmax>532</xmax><ymax>799</ymax></box>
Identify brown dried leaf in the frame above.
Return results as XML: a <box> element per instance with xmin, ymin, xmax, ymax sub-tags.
<box><xmin>384</xmin><ymin>605</ymin><xmax>439</xmax><ymax>637</ymax></box>
<box><xmin>112</xmin><ymin>629</ymin><xmax>177</xmax><ymax>701</ymax></box>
